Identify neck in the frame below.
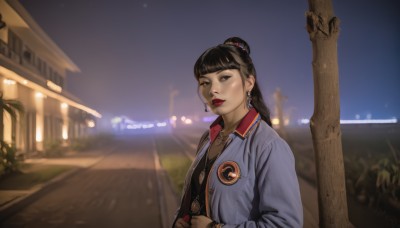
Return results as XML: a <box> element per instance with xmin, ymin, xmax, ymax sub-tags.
<box><xmin>221</xmin><ymin>106</ymin><xmax>250</xmax><ymax>133</ymax></box>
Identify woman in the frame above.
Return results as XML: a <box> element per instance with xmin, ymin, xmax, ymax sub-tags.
<box><xmin>173</xmin><ymin>37</ymin><xmax>303</xmax><ymax>228</ymax></box>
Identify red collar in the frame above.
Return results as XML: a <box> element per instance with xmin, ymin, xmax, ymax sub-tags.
<box><xmin>209</xmin><ymin>108</ymin><xmax>260</xmax><ymax>143</ymax></box>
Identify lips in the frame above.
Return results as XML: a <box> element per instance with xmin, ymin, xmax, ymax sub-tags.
<box><xmin>212</xmin><ymin>99</ymin><xmax>225</xmax><ymax>107</ymax></box>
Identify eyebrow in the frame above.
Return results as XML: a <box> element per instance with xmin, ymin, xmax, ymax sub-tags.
<box><xmin>199</xmin><ymin>70</ymin><xmax>231</xmax><ymax>79</ymax></box>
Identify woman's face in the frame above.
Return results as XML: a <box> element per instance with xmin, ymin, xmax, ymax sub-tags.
<box><xmin>199</xmin><ymin>69</ymin><xmax>253</xmax><ymax>117</ymax></box>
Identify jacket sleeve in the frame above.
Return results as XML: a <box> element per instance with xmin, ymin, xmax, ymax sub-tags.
<box><xmin>223</xmin><ymin>137</ymin><xmax>303</xmax><ymax>228</ymax></box>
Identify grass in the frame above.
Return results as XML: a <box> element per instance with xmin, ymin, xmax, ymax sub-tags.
<box><xmin>154</xmin><ymin>134</ymin><xmax>193</xmax><ymax>194</ymax></box>
<box><xmin>0</xmin><ymin>163</ymin><xmax>74</xmax><ymax>190</ymax></box>
<box><xmin>286</xmin><ymin>124</ymin><xmax>400</xmax><ymax>227</ymax></box>
<box><xmin>159</xmin><ymin>154</ymin><xmax>192</xmax><ymax>194</ymax></box>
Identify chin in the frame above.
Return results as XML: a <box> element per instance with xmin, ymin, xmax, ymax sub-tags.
<box><xmin>210</xmin><ymin>107</ymin><xmax>229</xmax><ymax>116</ymax></box>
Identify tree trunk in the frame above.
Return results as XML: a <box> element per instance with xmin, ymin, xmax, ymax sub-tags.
<box><xmin>306</xmin><ymin>0</ymin><xmax>351</xmax><ymax>227</ymax></box>
<box><xmin>0</xmin><ymin>100</ymin><xmax>4</xmax><ymax>142</ymax></box>
<box><xmin>11</xmin><ymin>115</ymin><xmax>16</xmax><ymax>148</ymax></box>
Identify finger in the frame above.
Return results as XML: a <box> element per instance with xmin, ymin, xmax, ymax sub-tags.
<box><xmin>174</xmin><ymin>221</ymin><xmax>182</xmax><ymax>228</ymax></box>
<box><xmin>181</xmin><ymin>220</ymin><xmax>190</xmax><ymax>228</ymax></box>
<box><xmin>190</xmin><ymin>216</ymin><xmax>201</xmax><ymax>226</ymax></box>
<box><xmin>175</xmin><ymin>219</ymin><xmax>184</xmax><ymax>228</ymax></box>
<box><xmin>176</xmin><ymin>219</ymin><xmax>190</xmax><ymax>228</ymax></box>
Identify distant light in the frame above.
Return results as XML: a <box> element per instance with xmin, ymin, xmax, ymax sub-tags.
<box><xmin>87</xmin><ymin>120</ymin><xmax>96</xmax><ymax>128</ymax></box>
<box><xmin>299</xmin><ymin>118</ymin><xmax>310</xmax><ymax>124</ymax></box>
<box><xmin>171</xmin><ymin>116</ymin><xmax>177</xmax><ymax>121</ymax></box>
<box><xmin>111</xmin><ymin>117</ymin><xmax>122</xmax><ymax>124</ymax></box>
<box><xmin>181</xmin><ymin>116</ymin><xmax>186</xmax><ymax>122</ymax></box>
<box><xmin>127</xmin><ymin>124</ymin><xmax>141</xmax><ymax>129</ymax></box>
<box><xmin>142</xmin><ymin>123</ymin><xmax>154</xmax><ymax>129</ymax></box>
<box><xmin>202</xmin><ymin>116</ymin><xmax>217</xmax><ymax>122</ymax></box>
<box><xmin>184</xmin><ymin>119</ymin><xmax>193</xmax><ymax>125</ymax></box>
<box><xmin>271</xmin><ymin>118</ymin><xmax>280</xmax><ymax>125</ymax></box>
<box><xmin>156</xmin><ymin>122</ymin><xmax>167</xmax><ymax>127</ymax></box>
<box><xmin>340</xmin><ymin>118</ymin><xmax>397</xmax><ymax>124</ymax></box>
<box><xmin>298</xmin><ymin>118</ymin><xmax>398</xmax><ymax>125</ymax></box>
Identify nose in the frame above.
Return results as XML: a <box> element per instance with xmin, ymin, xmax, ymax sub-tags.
<box><xmin>209</xmin><ymin>83</ymin><xmax>220</xmax><ymax>96</ymax></box>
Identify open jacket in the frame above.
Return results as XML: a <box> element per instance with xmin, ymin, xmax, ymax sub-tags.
<box><xmin>174</xmin><ymin>109</ymin><xmax>303</xmax><ymax>227</ymax></box>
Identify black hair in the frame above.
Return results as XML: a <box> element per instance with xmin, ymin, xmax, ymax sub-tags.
<box><xmin>194</xmin><ymin>37</ymin><xmax>272</xmax><ymax>126</ymax></box>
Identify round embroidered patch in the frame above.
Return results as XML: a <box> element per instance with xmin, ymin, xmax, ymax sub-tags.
<box><xmin>217</xmin><ymin>161</ymin><xmax>241</xmax><ymax>185</ymax></box>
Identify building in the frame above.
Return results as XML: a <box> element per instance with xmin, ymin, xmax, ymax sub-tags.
<box><xmin>0</xmin><ymin>0</ymin><xmax>101</xmax><ymax>153</ymax></box>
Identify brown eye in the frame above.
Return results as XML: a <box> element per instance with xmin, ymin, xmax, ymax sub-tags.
<box><xmin>220</xmin><ymin>76</ymin><xmax>231</xmax><ymax>81</ymax></box>
<box><xmin>199</xmin><ymin>81</ymin><xmax>209</xmax><ymax>86</ymax></box>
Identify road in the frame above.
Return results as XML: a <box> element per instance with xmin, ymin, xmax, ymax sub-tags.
<box><xmin>1</xmin><ymin>127</ymin><xmax>320</xmax><ymax>228</ymax></box>
<box><xmin>2</xmin><ymin>135</ymin><xmax>163</xmax><ymax>228</ymax></box>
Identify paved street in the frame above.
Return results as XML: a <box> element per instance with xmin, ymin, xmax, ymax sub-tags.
<box><xmin>0</xmin><ymin>129</ymin><xmax>319</xmax><ymax>228</ymax></box>
<box><xmin>1</xmin><ymin>135</ymin><xmax>163</xmax><ymax>228</ymax></box>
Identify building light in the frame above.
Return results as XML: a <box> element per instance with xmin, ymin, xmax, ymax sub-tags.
<box><xmin>36</xmin><ymin>128</ymin><xmax>43</xmax><ymax>142</ymax></box>
<box><xmin>0</xmin><ymin>66</ymin><xmax>101</xmax><ymax>118</ymax></box>
<box><xmin>46</xmin><ymin>80</ymin><xmax>62</xmax><ymax>93</ymax></box>
<box><xmin>3</xmin><ymin>79</ymin><xmax>16</xmax><ymax>85</ymax></box>
<box><xmin>62</xmin><ymin>125</ymin><xmax>68</xmax><ymax>140</ymax></box>
<box><xmin>87</xmin><ymin>120</ymin><xmax>95</xmax><ymax>128</ymax></box>
<box><xmin>35</xmin><ymin>92</ymin><xmax>44</xmax><ymax>98</ymax></box>
<box><xmin>61</xmin><ymin>103</ymin><xmax>68</xmax><ymax>109</ymax></box>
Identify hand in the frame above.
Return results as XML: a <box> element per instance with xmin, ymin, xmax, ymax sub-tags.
<box><xmin>191</xmin><ymin>215</ymin><xmax>213</xmax><ymax>228</ymax></box>
<box><xmin>174</xmin><ymin>218</ymin><xmax>190</xmax><ymax>228</ymax></box>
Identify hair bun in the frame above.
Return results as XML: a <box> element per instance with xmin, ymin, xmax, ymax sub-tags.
<box><xmin>223</xmin><ymin>37</ymin><xmax>250</xmax><ymax>55</ymax></box>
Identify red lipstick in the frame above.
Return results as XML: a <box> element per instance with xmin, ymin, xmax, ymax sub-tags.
<box><xmin>212</xmin><ymin>99</ymin><xmax>225</xmax><ymax>107</ymax></box>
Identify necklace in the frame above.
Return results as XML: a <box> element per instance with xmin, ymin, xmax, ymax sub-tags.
<box><xmin>199</xmin><ymin>130</ymin><xmax>229</xmax><ymax>184</ymax></box>
<box><xmin>191</xmin><ymin>130</ymin><xmax>230</xmax><ymax>215</ymax></box>
<box><xmin>215</xmin><ymin>130</ymin><xmax>230</xmax><ymax>146</ymax></box>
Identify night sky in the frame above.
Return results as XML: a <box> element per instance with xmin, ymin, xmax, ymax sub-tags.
<box><xmin>19</xmin><ymin>0</ymin><xmax>400</xmax><ymax>123</ymax></box>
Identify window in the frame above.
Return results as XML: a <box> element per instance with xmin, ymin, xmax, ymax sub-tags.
<box><xmin>23</xmin><ymin>46</ymin><xmax>35</xmax><ymax>65</ymax></box>
<box><xmin>8</xmin><ymin>30</ymin><xmax>22</xmax><ymax>55</ymax></box>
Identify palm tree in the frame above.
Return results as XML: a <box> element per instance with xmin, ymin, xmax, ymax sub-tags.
<box><xmin>0</xmin><ymin>91</ymin><xmax>24</xmax><ymax>175</ymax></box>
<box><xmin>0</xmin><ymin>91</ymin><xmax>24</xmax><ymax>147</ymax></box>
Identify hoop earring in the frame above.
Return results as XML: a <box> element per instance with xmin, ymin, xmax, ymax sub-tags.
<box><xmin>204</xmin><ymin>103</ymin><xmax>208</xmax><ymax>112</ymax></box>
<box><xmin>247</xmin><ymin>91</ymin><xmax>253</xmax><ymax>109</ymax></box>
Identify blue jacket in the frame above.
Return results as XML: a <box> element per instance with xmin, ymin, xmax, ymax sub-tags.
<box><xmin>176</xmin><ymin>109</ymin><xmax>303</xmax><ymax>227</ymax></box>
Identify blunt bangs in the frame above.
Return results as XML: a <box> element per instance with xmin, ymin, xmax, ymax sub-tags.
<box><xmin>194</xmin><ymin>45</ymin><xmax>240</xmax><ymax>80</ymax></box>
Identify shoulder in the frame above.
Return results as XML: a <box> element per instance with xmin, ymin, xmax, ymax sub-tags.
<box><xmin>250</xmin><ymin>120</ymin><xmax>294</xmax><ymax>162</ymax></box>
<box><xmin>250</xmin><ymin>120</ymin><xmax>281</xmax><ymax>146</ymax></box>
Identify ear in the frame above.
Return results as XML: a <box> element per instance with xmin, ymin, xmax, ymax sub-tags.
<box><xmin>245</xmin><ymin>75</ymin><xmax>255</xmax><ymax>92</ymax></box>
